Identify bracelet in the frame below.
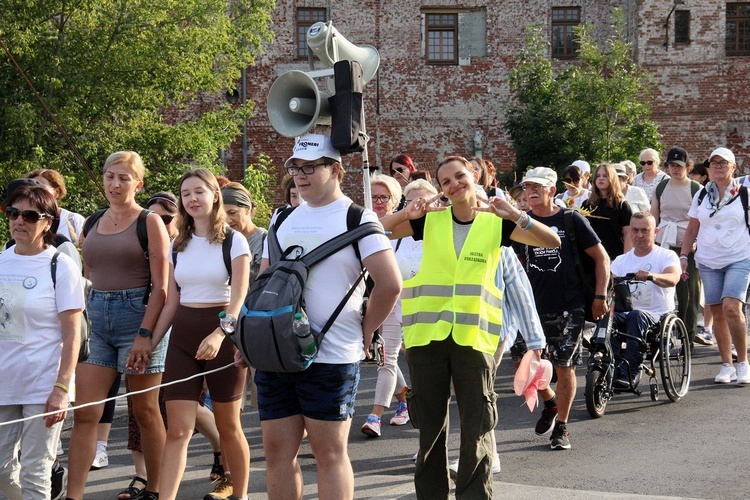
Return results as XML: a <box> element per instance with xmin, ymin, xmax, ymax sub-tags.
<box><xmin>523</xmin><ymin>215</ymin><xmax>533</xmax><ymax>230</ymax></box>
<box><xmin>515</xmin><ymin>212</ymin><xmax>527</xmax><ymax>228</ymax></box>
<box><xmin>679</xmin><ymin>255</ymin><xmax>688</xmax><ymax>261</ymax></box>
<box><xmin>54</xmin><ymin>383</ymin><xmax>69</xmax><ymax>394</ymax></box>
<box><xmin>593</xmin><ymin>294</ymin><xmax>606</xmax><ymax>300</ymax></box>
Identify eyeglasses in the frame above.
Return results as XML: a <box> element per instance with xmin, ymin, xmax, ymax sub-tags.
<box><xmin>371</xmin><ymin>194</ymin><xmax>392</xmax><ymax>204</ymax></box>
<box><xmin>160</xmin><ymin>214</ymin><xmax>175</xmax><ymax>225</ymax></box>
<box><xmin>640</xmin><ymin>160</ymin><xmax>655</xmax><ymax>166</ymax></box>
<box><xmin>286</xmin><ymin>162</ymin><xmax>329</xmax><ymax>176</ymax></box>
<box><xmin>521</xmin><ymin>183</ymin><xmax>546</xmax><ymax>190</ymax></box>
<box><xmin>5</xmin><ymin>207</ymin><xmax>53</xmax><ymax>223</ymax></box>
<box><xmin>709</xmin><ymin>160</ymin><xmax>730</xmax><ymax>168</ymax></box>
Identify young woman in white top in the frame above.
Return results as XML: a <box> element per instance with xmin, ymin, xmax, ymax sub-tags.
<box><xmin>152</xmin><ymin>169</ymin><xmax>251</xmax><ymax>500</ymax></box>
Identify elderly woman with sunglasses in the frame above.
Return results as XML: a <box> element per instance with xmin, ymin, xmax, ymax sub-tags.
<box><xmin>0</xmin><ymin>184</ymin><xmax>84</xmax><ymax>499</ymax></box>
<box><xmin>680</xmin><ymin>147</ymin><xmax>750</xmax><ymax>385</ymax></box>
<box><xmin>634</xmin><ymin>148</ymin><xmax>670</xmax><ymax>202</ymax></box>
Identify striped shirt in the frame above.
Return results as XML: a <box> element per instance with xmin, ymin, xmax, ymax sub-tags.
<box><xmin>496</xmin><ymin>248</ymin><xmax>545</xmax><ymax>351</ymax></box>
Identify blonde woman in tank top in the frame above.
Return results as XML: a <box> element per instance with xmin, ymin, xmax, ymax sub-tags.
<box><xmin>67</xmin><ymin>151</ymin><xmax>171</xmax><ymax>500</ymax></box>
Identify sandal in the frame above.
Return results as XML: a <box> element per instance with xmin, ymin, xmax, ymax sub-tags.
<box><xmin>117</xmin><ymin>476</ymin><xmax>146</xmax><ymax>500</ymax></box>
<box><xmin>210</xmin><ymin>451</ymin><xmax>225</xmax><ymax>481</ymax></box>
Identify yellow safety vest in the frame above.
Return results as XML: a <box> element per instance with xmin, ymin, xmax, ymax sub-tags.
<box><xmin>401</xmin><ymin>209</ymin><xmax>503</xmax><ymax>354</ymax></box>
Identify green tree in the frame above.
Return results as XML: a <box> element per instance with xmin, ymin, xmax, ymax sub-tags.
<box><xmin>504</xmin><ymin>9</ymin><xmax>662</xmax><ymax>179</ymax></box>
<box><xmin>0</xmin><ymin>0</ymin><xmax>275</xmax><ymax>221</ymax></box>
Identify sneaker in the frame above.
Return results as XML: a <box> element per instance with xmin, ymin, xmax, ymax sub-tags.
<box><xmin>389</xmin><ymin>401</ymin><xmax>410</xmax><ymax>426</ymax></box>
<box><xmin>447</xmin><ymin>454</ymin><xmax>500</xmax><ymax>481</ymax></box>
<box><xmin>361</xmin><ymin>414</ymin><xmax>381</xmax><ymax>438</ymax></box>
<box><xmin>90</xmin><ymin>444</ymin><xmax>109</xmax><ymax>470</ymax></box>
<box><xmin>550</xmin><ymin>424</ymin><xmax>571</xmax><ymax>450</ymax></box>
<box><xmin>534</xmin><ymin>405</ymin><xmax>558</xmax><ymax>436</ymax></box>
<box><xmin>694</xmin><ymin>328</ymin><xmax>715</xmax><ymax>346</ymax></box>
<box><xmin>714</xmin><ymin>363</ymin><xmax>737</xmax><ymax>384</ymax></box>
<box><xmin>737</xmin><ymin>362</ymin><xmax>750</xmax><ymax>385</ymax></box>
<box><xmin>50</xmin><ymin>463</ymin><xmax>67</xmax><ymax>500</ymax></box>
<box><xmin>448</xmin><ymin>459</ymin><xmax>459</xmax><ymax>481</ymax></box>
<box><xmin>491</xmin><ymin>453</ymin><xmax>501</xmax><ymax>474</ymax></box>
<box><xmin>411</xmin><ymin>450</ymin><xmax>419</xmax><ymax>462</ymax></box>
<box><xmin>204</xmin><ymin>473</ymin><xmax>233</xmax><ymax>500</ymax></box>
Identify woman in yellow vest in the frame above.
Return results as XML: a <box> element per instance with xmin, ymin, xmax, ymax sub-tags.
<box><xmin>381</xmin><ymin>156</ymin><xmax>560</xmax><ymax>500</ymax></box>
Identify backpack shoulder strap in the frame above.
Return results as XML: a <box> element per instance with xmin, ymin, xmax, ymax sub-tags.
<box><xmin>697</xmin><ymin>187</ymin><xmax>708</xmax><ymax>205</ymax></box>
<box><xmin>50</xmin><ymin>250</ymin><xmax>61</xmax><ymax>288</ymax></box>
<box><xmin>655</xmin><ymin>179</ymin><xmax>670</xmax><ymax>204</ymax></box>
<box><xmin>689</xmin><ymin>180</ymin><xmax>701</xmax><ymax>198</ymax></box>
<box><xmin>741</xmin><ymin>185</ymin><xmax>750</xmax><ymax>235</ymax></box>
<box><xmin>223</xmin><ymin>227</ymin><xmax>235</xmax><ymax>284</ymax></box>
<box><xmin>268</xmin><ymin>206</ymin><xmax>297</xmax><ymax>264</ymax></box>
<box><xmin>82</xmin><ymin>209</ymin><xmax>107</xmax><ymax>237</ymax></box>
<box><xmin>136</xmin><ymin>209</ymin><xmax>153</xmax><ymax>258</ymax></box>
<box><xmin>562</xmin><ymin>209</ymin><xmax>584</xmax><ymax>278</ymax></box>
<box><xmin>302</xmin><ymin>221</ymin><xmax>384</xmax><ymax>268</ymax></box>
<box><xmin>346</xmin><ymin>203</ymin><xmax>366</xmax><ymax>264</ymax></box>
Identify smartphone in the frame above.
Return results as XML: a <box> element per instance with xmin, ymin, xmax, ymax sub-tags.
<box><xmin>410</xmin><ymin>171</ymin><xmax>428</xmax><ymax>181</ymax></box>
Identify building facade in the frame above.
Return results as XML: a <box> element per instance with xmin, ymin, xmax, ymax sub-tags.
<box><xmin>225</xmin><ymin>1</ymin><xmax>750</xmax><ymax>204</ymax></box>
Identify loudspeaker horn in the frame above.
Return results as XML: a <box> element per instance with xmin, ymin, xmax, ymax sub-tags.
<box><xmin>267</xmin><ymin>70</ymin><xmax>332</xmax><ymax>138</ymax></box>
<box><xmin>307</xmin><ymin>21</ymin><xmax>380</xmax><ymax>85</ymax></box>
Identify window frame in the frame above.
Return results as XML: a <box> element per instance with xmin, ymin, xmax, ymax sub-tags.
<box><xmin>726</xmin><ymin>2</ymin><xmax>750</xmax><ymax>56</ymax></box>
<box><xmin>551</xmin><ymin>6</ymin><xmax>581</xmax><ymax>60</ymax></box>
<box><xmin>296</xmin><ymin>7</ymin><xmax>327</xmax><ymax>60</ymax></box>
<box><xmin>674</xmin><ymin>10</ymin><xmax>690</xmax><ymax>45</ymax></box>
<box><xmin>425</xmin><ymin>12</ymin><xmax>459</xmax><ymax>65</ymax></box>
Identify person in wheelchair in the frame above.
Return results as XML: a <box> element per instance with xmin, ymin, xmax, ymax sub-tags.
<box><xmin>610</xmin><ymin>212</ymin><xmax>681</xmax><ymax>389</ymax></box>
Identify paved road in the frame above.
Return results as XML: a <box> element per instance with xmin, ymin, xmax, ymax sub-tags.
<box><xmin>61</xmin><ymin>342</ymin><xmax>749</xmax><ymax>499</ymax></box>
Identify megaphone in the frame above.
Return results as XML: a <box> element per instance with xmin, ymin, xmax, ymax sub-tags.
<box><xmin>267</xmin><ymin>70</ymin><xmax>332</xmax><ymax>138</ymax></box>
<box><xmin>307</xmin><ymin>22</ymin><xmax>380</xmax><ymax>85</ymax></box>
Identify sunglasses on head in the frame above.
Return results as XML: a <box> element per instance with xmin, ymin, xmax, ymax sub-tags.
<box><xmin>640</xmin><ymin>160</ymin><xmax>655</xmax><ymax>166</ymax></box>
<box><xmin>160</xmin><ymin>214</ymin><xmax>175</xmax><ymax>225</ymax></box>
<box><xmin>5</xmin><ymin>207</ymin><xmax>53</xmax><ymax>223</ymax></box>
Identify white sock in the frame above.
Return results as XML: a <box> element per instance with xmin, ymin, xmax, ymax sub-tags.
<box><xmin>96</xmin><ymin>440</ymin><xmax>107</xmax><ymax>451</ymax></box>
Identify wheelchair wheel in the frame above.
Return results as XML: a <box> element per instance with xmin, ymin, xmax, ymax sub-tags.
<box><xmin>658</xmin><ymin>314</ymin><xmax>691</xmax><ymax>402</ymax></box>
<box><xmin>585</xmin><ymin>368</ymin><xmax>608</xmax><ymax>418</ymax></box>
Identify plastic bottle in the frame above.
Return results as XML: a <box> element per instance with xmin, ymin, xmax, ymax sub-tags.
<box><xmin>218</xmin><ymin>311</ymin><xmax>236</xmax><ymax>334</ymax></box>
<box><xmin>293</xmin><ymin>311</ymin><xmax>317</xmax><ymax>361</ymax></box>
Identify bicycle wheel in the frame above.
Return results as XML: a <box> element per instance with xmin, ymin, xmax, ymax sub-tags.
<box><xmin>659</xmin><ymin>314</ymin><xmax>691</xmax><ymax>402</ymax></box>
<box><xmin>585</xmin><ymin>367</ymin><xmax>608</xmax><ymax>418</ymax></box>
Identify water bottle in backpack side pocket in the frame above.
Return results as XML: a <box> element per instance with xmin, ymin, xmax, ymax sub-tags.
<box><xmin>293</xmin><ymin>310</ymin><xmax>317</xmax><ymax>365</ymax></box>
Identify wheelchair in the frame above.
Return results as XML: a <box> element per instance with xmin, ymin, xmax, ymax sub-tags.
<box><xmin>583</xmin><ymin>275</ymin><xmax>692</xmax><ymax>419</ymax></box>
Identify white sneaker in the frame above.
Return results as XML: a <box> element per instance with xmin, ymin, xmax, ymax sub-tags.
<box><xmin>736</xmin><ymin>362</ymin><xmax>750</xmax><ymax>385</ymax></box>
<box><xmin>448</xmin><ymin>455</ymin><xmax>500</xmax><ymax>479</ymax></box>
<box><xmin>715</xmin><ymin>363</ymin><xmax>737</xmax><ymax>384</ymax></box>
<box><xmin>491</xmin><ymin>453</ymin><xmax>501</xmax><ymax>474</ymax></box>
<box><xmin>90</xmin><ymin>444</ymin><xmax>108</xmax><ymax>470</ymax></box>
<box><xmin>448</xmin><ymin>459</ymin><xmax>459</xmax><ymax>481</ymax></box>
<box><xmin>389</xmin><ymin>401</ymin><xmax>410</xmax><ymax>426</ymax></box>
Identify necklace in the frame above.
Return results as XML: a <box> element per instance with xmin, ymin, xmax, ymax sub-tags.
<box><xmin>108</xmin><ymin>209</ymin><xmax>133</xmax><ymax>226</ymax></box>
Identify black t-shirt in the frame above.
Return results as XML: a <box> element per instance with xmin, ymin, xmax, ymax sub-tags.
<box><xmin>513</xmin><ymin>209</ymin><xmax>600</xmax><ymax>315</ymax></box>
<box><xmin>581</xmin><ymin>199</ymin><xmax>632</xmax><ymax>260</ymax></box>
<box><xmin>409</xmin><ymin>209</ymin><xmax>515</xmax><ymax>247</ymax></box>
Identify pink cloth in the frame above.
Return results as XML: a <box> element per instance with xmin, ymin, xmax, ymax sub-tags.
<box><xmin>513</xmin><ymin>350</ymin><xmax>553</xmax><ymax>411</ymax></box>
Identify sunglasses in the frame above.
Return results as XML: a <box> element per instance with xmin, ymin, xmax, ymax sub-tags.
<box><xmin>640</xmin><ymin>160</ymin><xmax>655</xmax><ymax>166</ymax></box>
<box><xmin>160</xmin><ymin>214</ymin><xmax>175</xmax><ymax>225</ymax></box>
<box><xmin>391</xmin><ymin>167</ymin><xmax>405</xmax><ymax>174</ymax></box>
<box><xmin>6</xmin><ymin>207</ymin><xmax>54</xmax><ymax>223</ymax></box>
<box><xmin>563</xmin><ymin>177</ymin><xmax>576</xmax><ymax>183</ymax></box>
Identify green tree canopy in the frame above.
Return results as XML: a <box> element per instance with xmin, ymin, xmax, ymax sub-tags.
<box><xmin>0</xmin><ymin>0</ymin><xmax>275</xmax><ymax>225</ymax></box>
<box><xmin>505</xmin><ymin>8</ymin><xmax>662</xmax><ymax>180</ymax></box>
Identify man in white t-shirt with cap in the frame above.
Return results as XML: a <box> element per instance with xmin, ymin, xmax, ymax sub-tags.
<box><xmin>246</xmin><ymin>133</ymin><xmax>402</xmax><ymax>499</ymax></box>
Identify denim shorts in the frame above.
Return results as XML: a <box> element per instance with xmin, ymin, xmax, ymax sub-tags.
<box><xmin>86</xmin><ymin>287</ymin><xmax>167</xmax><ymax>374</ymax></box>
<box><xmin>255</xmin><ymin>362</ymin><xmax>360</xmax><ymax>421</ymax></box>
<box><xmin>698</xmin><ymin>259</ymin><xmax>750</xmax><ymax>305</ymax></box>
<box><xmin>540</xmin><ymin>307</ymin><xmax>586</xmax><ymax>367</ymax></box>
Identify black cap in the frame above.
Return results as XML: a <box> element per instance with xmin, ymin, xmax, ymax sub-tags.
<box><xmin>665</xmin><ymin>147</ymin><xmax>689</xmax><ymax>167</ymax></box>
<box><xmin>2</xmin><ymin>178</ymin><xmax>44</xmax><ymax>210</ymax></box>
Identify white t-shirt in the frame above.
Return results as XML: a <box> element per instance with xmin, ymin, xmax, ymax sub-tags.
<box><xmin>558</xmin><ymin>189</ymin><xmax>590</xmax><ymax>208</ymax></box>
<box><xmin>0</xmin><ymin>246</ymin><xmax>85</xmax><ymax>404</ymax></box>
<box><xmin>263</xmin><ymin>197</ymin><xmax>391</xmax><ymax>364</ymax></box>
<box><xmin>611</xmin><ymin>245</ymin><xmax>680</xmax><ymax>315</ymax></box>
<box><xmin>171</xmin><ymin>230</ymin><xmax>250</xmax><ymax>304</ymax></box>
<box><xmin>688</xmin><ymin>188</ymin><xmax>750</xmax><ymax>269</ymax></box>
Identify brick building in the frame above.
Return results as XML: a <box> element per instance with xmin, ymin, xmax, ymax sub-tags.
<box><xmin>224</xmin><ymin>1</ymin><xmax>750</xmax><ymax>205</ymax></box>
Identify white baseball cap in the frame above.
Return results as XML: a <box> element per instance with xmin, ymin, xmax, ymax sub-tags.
<box><xmin>522</xmin><ymin>167</ymin><xmax>557</xmax><ymax>188</ymax></box>
<box><xmin>710</xmin><ymin>147</ymin><xmax>735</xmax><ymax>165</ymax></box>
<box><xmin>284</xmin><ymin>133</ymin><xmax>342</xmax><ymax>169</ymax></box>
<box><xmin>570</xmin><ymin>160</ymin><xmax>590</xmax><ymax>173</ymax></box>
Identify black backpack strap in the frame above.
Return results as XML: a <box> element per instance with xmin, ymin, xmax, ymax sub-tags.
<box><xmin>563</xmin><ymin>209</ymin><xmax>584</xmax><ymax>280</ymax></box>
<box><xmin>136</xmin><ymin>209</ymin><xmax>152</xmax><ymax>259</ymax></box>
<box><xmin>741</xmin><ymin>185</ymin><xmax>750</xmax><ymax>235</ymax></box>
<box><xmin>655</xmin><ymin>179</ymin><xmax>669</xmax><ymax>204</ymax></box>
<box><xmin>346</xmin><ymin>203</ymin><xmax>366</xmax><ymax>263</ymax></box>
<box><xmin>50</xmin><ymin>250</ymin><xmax>61</xmax><ymax>288</ymax></box>
<box><xmin>697</xmin><ymin>187</ymin><xmax>707</xmax><ymax>206</ymax></box>
<box><xmin>316</xmin><ymin>269</ymin><xmax>368</xmax><ymax>344</ymax></box>
<box><xmin>301</xmin><ymin>222</ymin><xmax>384</xmax><ymax>268</ymax></box>
<box><xmin>82</xmin><ymin>209</ymin><xmax>107</xmax><ymax>237</ymax></box>
<box><xmin>223</xmin><ymin>227</ymin><xmax>235</xmax><ymax>284</ymax></box>
<box><xmin>268</xmin><ymin>206</ymin><xmax>297</xmax><ymax>264</ymax></box>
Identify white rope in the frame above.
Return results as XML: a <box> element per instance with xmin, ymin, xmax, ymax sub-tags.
<box><xmin>0</xmin><ymin>362</ymin><xmax>237</xmax><ymax>427</ymax></box>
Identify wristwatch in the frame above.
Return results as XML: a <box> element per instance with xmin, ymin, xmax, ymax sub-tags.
<box><xmin>137</xmin><ymin>327</ymin><xmax>153</xmax><ymax>339</ymax></box>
